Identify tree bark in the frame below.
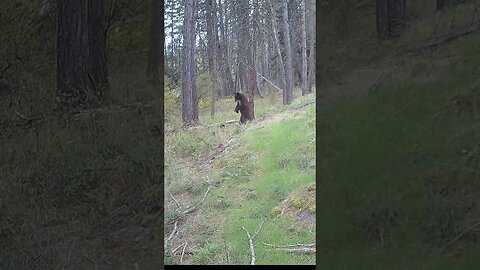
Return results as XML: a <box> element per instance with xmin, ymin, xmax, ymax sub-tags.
<box><xmin>207</xmin><ymin>0</ymin><xmax>219</xmax><ymax>117</ymax></box>
<box><xmin>300</xmin><ymin>0</ymin><xmax>308</xmax><ymax>96</ymax></box>
<box><xmin>218</xmin><ymin>0</ymin><xmax>234</xmax><ymax>97</ymax></box>
<box><xmin>376</xmin><ymin>0</ymin><xmax>389</xmax><ymax>40</ymax></box>
<box><xmin>147</xmin><ymin>0</ymin><xmax>161</xmax><ymax>85</ymax></box>
<box><xmin>307</xmin><ymin>0</ymin><xmax>316</xmax><ymax>93</ymax></box>
<box><xmin>240</xmin><ymin>0</ymin><xmax>255</xmax><ymax>119</ymax></box>
<box><xmin>57</xmin><ymin>0</ymin><xmax>110</xmax><ymax>110</ymax></box>
<box><xmin>376</xmin><ymin>0</ymin><xmax>406</xmax><ymax>40</ymax></box>
<box><xmin>269</xmin><ymin>0</ymin><xmax>286</xmax><ymax>91</ymax></box>
<box><xmin>182</xmin><ymin>0</ymin><xmax>198</xmax><ymax>124</ymax></box>
<box><xmin>281</xmin><ymin>0</ymin><xmax>294</xmax><ymax>105</ymax></box>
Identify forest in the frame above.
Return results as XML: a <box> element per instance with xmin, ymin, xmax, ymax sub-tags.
<box><xmin>164</xmin><ymin>0</ymin><xmax>316</xmax><ymax>265</ymax></box>
<box><xmin>1</xmin><ymin>0</ymin><xmax>163</xmax><ymax>269</ymax></box>
<box><xmin>1</xmin><ymin>0</ymin><xmax>480</xmax><ymax>268</ymax></box>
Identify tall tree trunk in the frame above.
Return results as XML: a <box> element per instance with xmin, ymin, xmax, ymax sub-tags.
<box><xmin>147</xmin><ymin>0</ymin><xmax>161</xmax><ymax>85</ymax></box>
<box><xmin>182</xmin><ymin>0</ymin><xmax>198</xmax><ymax>124</ymax></box>
<box><xmin>376</xmin><ymin>0</ymin><xmax>407</xmax><ymax>40</ymax></box>
<box><xmin>207</xmin><ymin>0</ymin><xmax>219</xmax><ymax>117</ymax></box>
<box><xmin>281</xmin><ymin>0</ymin><xmax>294</xmax><ymax>105</ymax></box>
<box><xmin>236</xmin><ymin>0</ymin><xmax>255</xmax><ymax>119</ymax></box>
<box><xmin>300</xmin><ymin>0</ymin><xmax>308</xmax><ymax>96</ymax></box>
<box><xmin>57</xmin><ymin>0</ymin><xmax>110</xmax><ymax>110</ymax></box>
<box><xmin>223</xmin><ymin>0</ymin><xmax>235</xmax><ymax>96</ymax></box>
<box><xmin>376</xmin><ymin>0</ymin><xmax>389</xmax><ymax>40</ymax></box>
<box><xmin>307</xmin><ymin>0</ymin><xmax>316</xmax><ymax>93</ymax></box>
<box><xmin>269</xmin><ymin>0</ymin><xmax>286</xmax><ymax>91</ymax></box>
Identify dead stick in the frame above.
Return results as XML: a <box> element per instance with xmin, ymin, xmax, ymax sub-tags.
<box><xmin>241</xmin><ymin>227</ymin><xmax>256</xmax><ymax>265</ymax></box>
<box><xmin>241</xmin><ymin>219</ymin><xmax>267</xmax><ymax>265</ymax></box>
<box><xmin>165</xmin><ymin>221</ymin><xmax>178</xmax><ymax>244</ymax></box>
<box><xmin>275</xmin><ymin>247</ymin><xmax>316</xmax><ymax>254</ymax></box>
<box><xmin>441</xmin><ymin>221</ymin><xmax>480</xmax><ymax>253</ymax></box>
<box><xmin>182</xmin><ymin>185</ymin><xmax>211</xmax><ymax>215</ymax></box>
<box><xmin>262</xmin><ymin>242</ymin><xmax>315</xmax><ymax>248</ymax></box>
<box><xmin>170</xmin><ymin>194</ymin><xmax>181</xmax><ymax>209</ymax></box>
<box><xmin>180</xmin><ymin>242</ymin><xmax>188</xmax><ymax>264</ymax></box>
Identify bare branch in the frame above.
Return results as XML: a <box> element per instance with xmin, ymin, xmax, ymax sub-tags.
<box><xmin>241</xmin><ymin>61</ymin><xmax>283</xmax><ymax>92</ymax></box>
<box><xmin>441</xmin><ymin>220</ymin><xmax>480</xmax><ymax>254</ymax></box>
<box><xmin>181</xmin><ymin>185</ymin><xmax>211</xmax><ymax>215</ymax></box>
<box><xmin>170</xmin><ymin>194</ymin><xmax>182</xmax><ymax>209</ymax></box>
<box><xmin>241</xmin><ymin>219</ymin><xmax>267</xmax><ymax>265</ymax></box>
<box><xmin>172</xmin><ymin>241</ymin><xmax>186</xmax><ymax>254</ymax></box>
<box><xmin>180</xmin><ymin>242</ymin><xmax>188</xmax><ymax>264</ymax></box>
<box><xmin>165</xmin><ymin>221</ymin><xmax>178</xmax><ymax>244</ymax></box>
<box><xmin>274</xmin><ymin>247</ymin><xmax>316</xmax><ymax>254</ymax></box>
<box><xmin>262</xmin><ymin>242</ymin><xmax>316</xmax><ymax>248</ymax></box>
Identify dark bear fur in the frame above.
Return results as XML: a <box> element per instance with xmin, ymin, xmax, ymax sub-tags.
<box><xmin>234</xmin><ymin>92</ymin><xmax>253</xmax><ymax>124</ymax></box>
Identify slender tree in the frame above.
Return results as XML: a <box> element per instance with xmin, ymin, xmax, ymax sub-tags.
<box><xmin>281</xmin><ymin>0</ymin><xmax>294</xmax><ymax>104</ymax></box>
<box><xmin>269</xmin><ymin>0</ymin><xmax>286</xmax><ymax>90</ymax></box>
<box><xmin>182</xmin><ymin>0</ymin><xmax>198</xmax><ymax>124</ymax></box>
<box><xmin>300</xmin><ymin>0</ymin><xmax>308</xmax><ymax>96</ymax></box>
<box><xmin>56</xmin><ymin>0</ymin><xmax>110</xmax><ymax>109</ymax></box>
<box><xmin>307</xmin><ymin>0</ymin><xmax>316</xmax><ymax>93</ymax></box>
<box><xmin>376</xmin><ymin>0</ymin><xmax>407</xmax><ymax>40</ymax></box>
<box><xmin>206</xmin><ymin>0</ymin><xmax>219</xmax><ymax>117</ymax></box>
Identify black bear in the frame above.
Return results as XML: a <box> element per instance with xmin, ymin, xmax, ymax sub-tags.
<box><xmin>234</xmin><ymin>92</ymin><xmax>253</xmax><ymax>124</ymax></box>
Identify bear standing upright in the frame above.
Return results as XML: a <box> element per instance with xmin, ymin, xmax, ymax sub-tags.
<box><xmin>234</xmin><ymin>92</ymin><xmax>253</xmax><ymax>124</ymax></box>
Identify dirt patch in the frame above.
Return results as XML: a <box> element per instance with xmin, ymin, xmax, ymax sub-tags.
<box><xmin>270</xmin><ymin>183</ymin><xmax>316</xmax><ymax>228</ymax></box>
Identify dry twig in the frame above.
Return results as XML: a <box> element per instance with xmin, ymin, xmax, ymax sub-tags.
<box><xmin>241</xmin><ymin>219</ymin><xmax>267</xmax><ymax>265</ymax></box>
<box><xmin>165</xmin><ymin>221</ymin><xmax>178</xmax><ymax>244</ymax></box>
<box><xmin>441</xmin><ymin>220</ymin><xmax>480</xmax><ymax>254</ymax></box>
<box><xmin>172</xmin><ymin>242</ymin><xmax>185</xmax><ymax>254</ymax></box>
<box><xmin>180</xmin><ymin>242</ymin><xmax>188</xmax><ymax>264</ymax></box>
<box><xmin>170</xmin><ymin>194</ymin><xmax>181</xmax><ymax>209</ymax></box>
<box><xmin>263</xmin><ymin>242</ymin><xmax>316</xmax><ymax>254</ymax></box>
<box><xmin>181</xmin><ymin>185</ymin><xmax>211</xmax><ymax>215</ymax></box>
<box><xmin>262</xmin><ymin>242</ymin><xmax>315</xmax><ymax>248</ymax></box>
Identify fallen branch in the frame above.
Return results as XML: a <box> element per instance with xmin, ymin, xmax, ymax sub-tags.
<box><xmin>165</xmin><ymin>221</ymin><xmax>178</xmax><ymax>244</ymax></box>
<box><xmin>292</xmin><ymin>101</ymin><xmax>315</xmax><ymax>110</ymax></box>
<box><xmin>180</xmin><ymin>242</ymin><xmax>188</xmax><ymax>264</ymax></box>
<box><xmin>169</xmin><ymin>185</ymin><xmax>210</xmax><ymax>222</ymax></box>
<box><xmin>181</xmin><ymin>185</ymin><xmax>211</xmax><ymax>215</ymax></box>
<box><xmin>403</xmin><ymin>25</ymin><xmax>480</xmax><ymax>55</ymax></box>
<box><xmin>172</xmin><ymin>242</ymin><xmax>186</xmax><ymax>254</ymax></box>
<box><xmin>262</xmin><ymin>243</ymin><xmax>315</xmax><ymax>248</ymax></box>
<box><xmin>0</xmin><ymin>103</ymin><xmax>152</xmax><ymax>129</ymax></box>
<box><xmin>68</xmin><ymin>103</ymin><xmax>152</xmax><ymax>120</ymax></box>
<box><xmin>440</xmin><ymin>220</ymin><xmax>480</xmax><ymax>254</ymax></box>
<box><xmin>166</xmin><ymin>119</ymin><xmax>239</xmax><ymax>133</ymax></box>
<box><xmin>170</xmin><ymin>194</ymin><xmax>181</xmax><ymax>209</ymax></box>
<box><xmin>241</xmin><ymin>219</ymin><xmax>267</xmax><ymax>265</ymax></box>
<box><xmin>274</xmin><ymin>247</ymin><xmax>316</xmax><ymax>254</ymax></box>
<box><xmin>263</xmin><ymin>242</ymin><xmax>316</xmax><ymax>254</ymax></box>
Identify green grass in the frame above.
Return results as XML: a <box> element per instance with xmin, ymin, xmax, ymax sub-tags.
<box><xmin>318</xmin><ymin>39</ymin><xmax>480</xmax><ymax>269</ymax></box>
<box><xmin>164</xmin><ymin>91</ymin><xmax>316</xmax><ymax>265</ymax></box>
<box><xmin>0</xmin><ymin>60</ymin><xmax>163</xmax><ymax>269</ymax></box>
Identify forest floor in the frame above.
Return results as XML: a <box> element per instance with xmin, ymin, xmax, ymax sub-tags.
<box><xmin>164</xmin><ymin>92</ymin><xmax>316</xmax><ymax>265</ymax></box>
<box><xmin>317</xmin><ymin>5</ymin><xmax>480</xmax><ymax>268</ymax></box>
<box><xmin>0</xmin><ymin>63</ymin><xmax>164</xmax><ymax>270</ymax></box>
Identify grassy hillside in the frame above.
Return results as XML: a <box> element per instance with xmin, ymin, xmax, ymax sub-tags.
<box><xmin>318</xmin><ymin>8</ymin><xmax>480</xmax><ymax>269</ymax></box>
<box><xmin>164</xmin><ymin>92</ymin><xmax>316</xmax><ymax>265</ymax></box>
